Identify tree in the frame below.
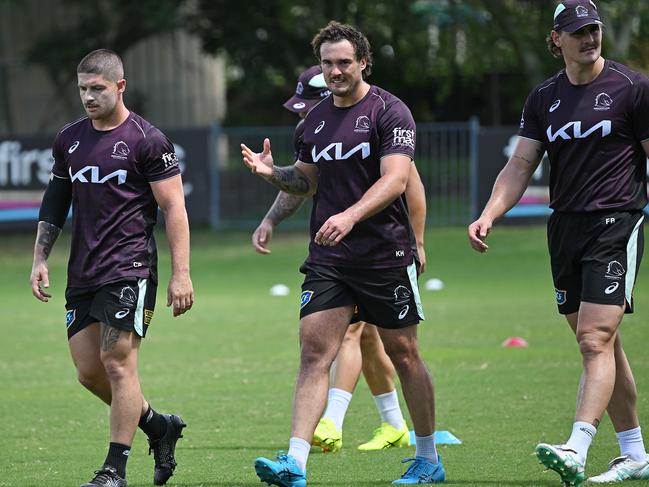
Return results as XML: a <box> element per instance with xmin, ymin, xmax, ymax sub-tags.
<box><xmin>24</xmin><ymin>0</ymin><xmax>185</xmax><ymax>129</ymax></box>
<box><xmin>187</xmin><ymin>0</ymin><xmax>649</xmax><ymax>126</ymax></box>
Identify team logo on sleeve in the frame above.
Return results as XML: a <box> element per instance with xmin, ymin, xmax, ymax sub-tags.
<box><xmin>300</xmin><ymin>290</ymin><xmax>314</xmax><ymax>309</ymax></box>
<box><xmin>555</xmin><ymin>289</ymin><xmax>567</xmax><ymax>305</ymax></box>
<box><xmin>354</xmin><ymin>116</ymin><xmax>371</xmax><ymax>133</ymax></box>
<box><xmin>111</xmin><ymin>141</ymin><xmax>130</xmax><ymax>160</ymax></box>
<box><xmin>392</xmin><ymin>127</ymin><xmax>415</xmax><ymax>149</ymax></box>
<box><xmin>594</xmin><ymin>93</ymin><xmax>612</xmax><ymax>111</ymax></box>
<box><xmin>66</xmin><ymin>309</ymin><xmax>76</xmax><ymax>328</ymax></box>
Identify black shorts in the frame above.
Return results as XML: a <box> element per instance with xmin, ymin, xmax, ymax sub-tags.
<box><xmin>547</xmin><ymin>210</ymin><xmax>644</xmax><ymax>315</ymax></box>
<box><xmin>299</xmin><ymin>262</ymin><xmax>424</xmax><ymax>329</ymax></box>
<box><xmin>65</xmin><ymin>277</ymin><xmax>157</xmax><ymax>339</ymax></box>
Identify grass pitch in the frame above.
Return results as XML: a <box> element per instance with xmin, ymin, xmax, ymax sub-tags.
<box><xmin>1</xmin><ymin>226</ymin><xmax>648</xmax><ymax>486</ymax></box>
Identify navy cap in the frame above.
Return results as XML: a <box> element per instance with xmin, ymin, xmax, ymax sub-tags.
<box><xmin>283</xmin><ymin>65</ymin><xmax>330</xmax><ymax>113</ymax></box>
<box><xmin>553</xmin><ymin>0</ymin><xmax>603</xmax><ymax>33</ymax></box>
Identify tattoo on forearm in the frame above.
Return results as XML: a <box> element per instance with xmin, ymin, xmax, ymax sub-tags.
<box><xmin>271</xmin><ymin>166</ymin><xmax>310</xmax><ymax>195</ymax></box>
<box><xmin>512</xmin><ymin>154</ymin><xmax>535</xmax><ymax>165</ymax></box>
<box><xmin>35</xmin><ymin>221</ymin><xmax>62</xmax><ymax>260</ymax></box>
<box><xmin>100</xmin><ymin>323</ymin><xmax>121</xmax><ymax>352</ymax></box>
<box><xmin>267</xmin><ymin>193</ymin><xmax>304</xmax><ymax>224</ymax></box>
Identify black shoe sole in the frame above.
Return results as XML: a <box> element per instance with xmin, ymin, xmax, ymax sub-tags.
<box><xmin>153</xmin><ymin>415</ymin><xmax>187</xmax><ymax>486</ymax></box>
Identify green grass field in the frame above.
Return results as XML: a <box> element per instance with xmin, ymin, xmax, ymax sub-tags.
<box><xmin>1</xmin><ymin>226</ymin><xmax>648</xmax><ymax>486</ymax></box>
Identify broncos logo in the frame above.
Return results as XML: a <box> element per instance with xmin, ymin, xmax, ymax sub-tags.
<box><xmin>606</xmin><ymin>261</ymin><xmax>625</xmax><ymax>278</ymax></box>
<box><xmin>394</xmin><ymin>285</ymin><xmax>411</xmax><ymax>305</ymax></box>
<box><xmin>119</xmin><ymin>286</ymin><xmax>137</xmax><ymax>307</ymax></box>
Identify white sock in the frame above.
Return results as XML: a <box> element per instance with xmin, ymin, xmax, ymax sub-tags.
<box><xmin>617</xmin><ymin>426</ymin><xmax>648</xmax><ymax>461</ymax></box>
<box><xmin>287</xmin><ymin>437</ymin><xmax>310</xmax><ymax>472</ymax></box>
<box><xmin>415</xmin><ymin>433</ymin><xmax>438</xmax><ymax>463</ymax></box>
<box><xmin>565</xmin><ymin>421</ymin><xmax>597</xmax><ymax>464</ymax></box>
<box><xmin>322</xmin><ymin>388</ymin><xmax>352</xmax><ymax>432</ymax></box>
<box><xmin>373</xmin><ymin>390</ymin><xmax>405</xmax><ymax>430</ymax></box>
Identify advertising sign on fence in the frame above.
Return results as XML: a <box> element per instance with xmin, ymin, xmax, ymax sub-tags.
<box><xmin>0</xmin><ymin>127</ymin><xmax>213</xmax><ymax>229</ymax></box>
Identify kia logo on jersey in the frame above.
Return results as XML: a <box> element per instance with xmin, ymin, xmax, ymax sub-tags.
<box><xmin>546</xmin><ymin>120</ymin><xmax>611</xmax><ymax>142</ymax></box>
<box><xmin>69</xmin><ymin>166</ymin><xmax>127</xmax><ymax>185</ymax></box>
<box><xmin>311</xmin><ymin>142</ymin><xmax>370</xmax><ymax>162</ymax></box>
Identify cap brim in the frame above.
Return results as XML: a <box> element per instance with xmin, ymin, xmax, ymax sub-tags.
<box><xmin>282</xmin><ymin>96</ymin><xmax>321</xmax><ymax>113</ymax></box>
<box><xmin>560</xmin><ymin>18</ymin><xmax>603</xmax><ymax>33</ymax></box>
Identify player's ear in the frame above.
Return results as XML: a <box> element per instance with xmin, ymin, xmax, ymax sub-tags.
<box><xmin>551</xmin><ymin>30</ymin><xmax>561</xmax><ymax>48</ymax></box>
<box><xmin>359</xmin><ymin>57</ymin><xmax>367</xmax><ymax>72</ymax></box>
<box><xmin>117</xmin><ymin>78</ymin><xmax>126</xmax><ymax>94</ymax></box>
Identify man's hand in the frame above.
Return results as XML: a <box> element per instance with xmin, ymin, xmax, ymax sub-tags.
<box><xmin>468</xmin><ymin>217</ymin><xmax>493</xmax><ymax>253</ymax></box>
<box><xmin>416</xmin><ymin>244</ymin><xmax>426</xmax><ymax>275</ymax></box>
<box><xmin>167</xmin><ymin>272</ymin><xmax>194</xmax><ymax>317</ymax></box>
<box><xmin>30</xmin><ymin>260</ymin><xmax>52</xmax><ymax>302</ymax></box>
<box><xmin>315</xmin><ymin>211</ymin><xmax>356</xmax><ymax>246</ymax></box>
<box><xmin>252</xmin><ymin>219</ymin><xmax>274</xmax><ymax>254</ymax></box>
<box><xmin>241</xmin><ymin>138</ymin><xmax>274</xmax><ymax>179</ymax></box>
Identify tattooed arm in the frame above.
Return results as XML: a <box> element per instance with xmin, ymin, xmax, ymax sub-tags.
<box><xmin>468</xmin><ymin>137</ymin><xmax>544</xmax><ymax>253</ymax></box>
<box><xmin>241</xmin><ymin>138</ymin><xmax>318</xmax><ymax>196</ymax></box>
<box><xmin>30</xmin><ymin>221</ymin><xmax>62</xmax><ymax>302</ymax></box>
<box><xmin>252</xmin><ymin>192</ymin><xmax>306</xmax><ymax>254</ymax></box>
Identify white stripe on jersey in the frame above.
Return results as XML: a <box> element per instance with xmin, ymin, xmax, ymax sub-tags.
<box><xmin>609</xmin><ymin>67</ymin><xmax>634</xmax><ymax>85</ymax></box>
<box><xmin>131</xmin><ymin>118</ymin><xmax>147</xmax><ymax>138</ymax></box>
<box><xmin>57</xmin><ymin>116</ymin><xmax>88</xmax><ymax>135</ymax></box>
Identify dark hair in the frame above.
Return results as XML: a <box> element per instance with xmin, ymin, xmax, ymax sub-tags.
<box><xmin>311</xmin><ymin>21</ymin><xmax>373</xmax><ymax>79</ymax></box>
<box><xmin>547</xmin><ymin>33</ymin><xmax>562</xmax><ymax>58</ymax></box>
<box><xmin>77</xmin><ymin>49</ymin><xmax>124</xmax><ymax>82</ymax></box>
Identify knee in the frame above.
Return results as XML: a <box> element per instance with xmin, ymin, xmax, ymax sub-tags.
<box><xmin>384</xmin><ymin>344</ymin><xmax>419</xmax><ymax>373</ymax></box>
<box><xmin>300</xmin><ymin>342</ymin><xmax>335</xmax><ymax>372</ymax></box>
<box><xmin>76</xmin><ymin>367</ymin><xmax>106</xmax><ymax>392</ymax></box>
<box><xmin>577</xmin><ymin>329</ymin><xmax>614</xmax><ymax>358</ymax></box>
<box><xmin>360</xmin><ymin>328</ymin><xmax>381</xmax><ymax>352</ymax></box>
<box><xmin>100</xmin><ymin>355</ymin><xmax>134</xmax><ymax>382</ymax></box>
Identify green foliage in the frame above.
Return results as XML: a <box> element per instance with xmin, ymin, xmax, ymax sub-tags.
<box><xmin>25</xmin><ymin>0</ymin><xmax>184</xmax><ymax>86</ymax></box>
<box><xmin>1</xmin><ymin>227</ymin><xmax>649</xmax><ymax>485</ymax></box>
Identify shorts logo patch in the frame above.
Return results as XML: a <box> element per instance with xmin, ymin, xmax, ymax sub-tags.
<box><xmin>394</xmin><ymin>285</ymin><xmax>411</xmax><ymax>305</ymax></box>
<box><xmin>605</xmin><ymin>282</ymin><xmax>620</xmax><ymax>295</ymax></box>
<box><xmin>398</xmin><ymin>305</ymin><xmax>409</xmax><ymax>320</ymax></box>
<box><xmin>115</xmin><ymin>309</ymin><xmax>130</xmax><ymax>319</ymax></box>
<box><xmin>119</xmin><ymin>286</ymin><xmax>137</xmax><ymax>307</ymax></box>
<box><xmin>66</xmin><ymin>309</ymin><xmax>76</xmax><ymax>328</ymax></box>
<box><xmin>144</xmin><ymin>309</ymin><xmax>154</xmax><ymax>326</ymax></box>
<box><xmin>555</xmin><ymin>289</ymin><xmax>567</xmax><ymax>305</ymax></box>
<box><xmin>605</xmin><ymin>261</ymin><xmax>625</xmax><ymax>280</ymax></box>
<box><xmin>300</xmin><ymin>290</ymin><xmax>314</xmax><ymax>309</ymax></box>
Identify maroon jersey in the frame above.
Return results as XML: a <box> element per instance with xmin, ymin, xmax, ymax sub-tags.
<box><xmin>51</xmin><ymin>112</ymin><xmax>181</xmax><ymax>287</ymax></box>
<box><xmin>293</xmin><ymin>119</ymin><xmax>305</xmax><ymax>160</ymax></box>
<box><xmin>299</xmin><ymin>85</ymin><xmax>416</xmax><ymax>268</ymax></box>
<box><xmin>519</xmin><ymin>59</ymin><xmax>649</xmax><ymax>212</ymax></box>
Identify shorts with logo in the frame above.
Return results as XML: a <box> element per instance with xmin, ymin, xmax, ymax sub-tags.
<box><xmin>65</xmin><ymin>277</ymin><xmax>157</xmax><ymax>339</ymax></box>
<box><xmin>547</xmin><ymin>210</ymin><xmax>644</xmax><ymax>315</ymax></box>
<box><xmin>299</xmin><ymin>262</ymin><xmax>425</xmax><ymax>329</ymax></box>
